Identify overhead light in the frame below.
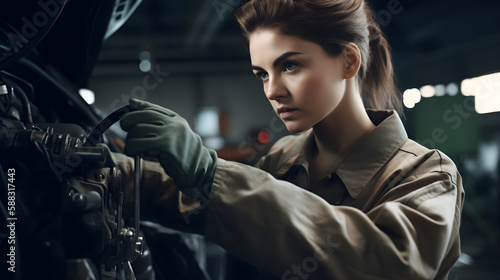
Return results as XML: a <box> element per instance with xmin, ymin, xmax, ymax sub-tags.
<box><xmin>139</xmin><ymin>51</ymin><xmax>152</xmax><ymax>72</ymax></box>
<box><xmin>418</xmin><ymin>83</ymin><xmax>459</xmax><ymax>98</ymax></box>
<box><xmin>461</xmin><ymin>78</ymin><xmax>475</xmax><ymax>96</ymax></box>
<box><xmin>139</xmin><ymin>51</ymin><xmax>151</xmax><ymax>61</ymax></box>
<box><xmin>420</xmin><ymin>85</ymin><xmax>435</xmax><ymax>98</ymax></box>
<box><xmin>194</xmin><ymin>107</ymin><xmax>225</xmax><ymax>149</ymax></box>
<box><xmin>203</xmin><ymin>137</ymin><xmax>225</xmax><ymax>150</ymax></box>
<box><xmin>403</xmin><ymin>97</ymin><xmax>415</xmax><ymax>109</ymax></box>
<box><xmin>446</xmin><ymin>82</ymin><xmax>459</xmax><ymax>96</ymax></box>
<box><xmin>403</xmin><ymin>88</ymin><xmax>421</xmax><ymax>108</ymax></box>
<box><xmin>460</xmin><ymin>72</ymin><xmax>500</xmax><ymax>114</ymax></box>
<box><xmin>195</xmin><ymin>107</ymin><xmax>220</xmax><ymax>137</ymax></box>
<box><xmin>79</xmin><ymin>88</ymin><xmax>95</xmax><ymax>105</ymax></box>
<box><xmin>434</xmin><ymin>84</ymin><xmax>446</xmax><ymax>97</ymax></box>
<box><xmin>139</xmin><ymin>60</ymin><xmax>151</xmax><ymax>72</ymax></box>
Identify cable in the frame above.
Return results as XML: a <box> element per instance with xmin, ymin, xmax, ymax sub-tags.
<box><xmin>84</xmin><ymin>105</ymin><xmax>131</xmax><ymax>147</ymax></box>
<box><xmin>17</xmin><ymin>58</ymin><xmax>101</xmax><ymax>125</ymax></box>
<box><xmin>0</xmin><ymin>70</ymin><xmax>35</xmax><ymax>103</ymax></box>
<box><xmin>13</xmin><ymin>86</ymin><xmax>31</xmax><ymax>125</ymax></box>
<box><xmin>0</xmin><ymin>71</ymin><xmax>35</xmax><ymax>125</ymax></box>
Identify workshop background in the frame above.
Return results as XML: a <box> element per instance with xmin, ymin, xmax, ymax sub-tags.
<box><xmin>87</xmin><ymin>0</ymin><xmax>500</xmax><ymax>279</ymax></box>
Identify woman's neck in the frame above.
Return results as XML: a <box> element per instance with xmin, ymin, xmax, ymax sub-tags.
<box><xmin>312</xmin><ymin>80</ymin><xmax>375</xmax><ymax>159</ymax></box>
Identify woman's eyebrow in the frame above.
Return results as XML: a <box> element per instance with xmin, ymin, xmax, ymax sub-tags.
<box><xmin>251</xmin><ymin>51</ymin><xmax>303</xmax><ymax>71</ymax></box>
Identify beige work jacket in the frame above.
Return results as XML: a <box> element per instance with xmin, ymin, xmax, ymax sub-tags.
<box><xmin>118</xmin><ymin>110</ymin><xmax>465</xmax><ymax>280</ymax></box>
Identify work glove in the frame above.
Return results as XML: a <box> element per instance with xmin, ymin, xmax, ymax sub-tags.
<box><xmin>120</xmin><ymin>99</ymin><xmax>218</xmax><ymax>198</ymax></box>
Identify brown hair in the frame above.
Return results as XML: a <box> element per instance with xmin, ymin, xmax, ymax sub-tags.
<box><xmin>235</xmin><ymin>0</ymin><xmax>402</xmax><ymax>114</ymax></box>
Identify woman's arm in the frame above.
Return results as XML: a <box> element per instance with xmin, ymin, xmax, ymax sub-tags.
<box><xmin>203</xmin><ymin>158</ymin><xmax>463</xmax><ymax>280</ymax></box>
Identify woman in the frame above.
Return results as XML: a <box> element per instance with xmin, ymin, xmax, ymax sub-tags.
<box><xmin>116</xmin><ymin>0</ymin><xmax>465</xmax><ymax>279</ymax></box>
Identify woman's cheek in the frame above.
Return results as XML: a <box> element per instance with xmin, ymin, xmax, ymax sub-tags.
<box><xmin>300</xmin><ymin>74</ymin><xmax>324</xmax><ymax>104</ymax></box>
<box><xmin>290</xmin><ymin>73</ymin><xmax>315</xmax><ymax>101</ymax></box>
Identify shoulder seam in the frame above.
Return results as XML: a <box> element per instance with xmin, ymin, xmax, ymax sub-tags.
<box><xmin>398</xmin><ymin>147</ymin><xmax>418</xmax><ymax>157</ymax></box>
<box><xmin>434</xmin><ymin>149</ymin><xmax>456</xmax><ymax>185</ymax></box>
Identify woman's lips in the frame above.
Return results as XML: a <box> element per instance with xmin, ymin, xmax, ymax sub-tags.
<box><xmin>277</xmin><ymin>107</ymin><xmax>298</xmax><ymax>119</ymax></box>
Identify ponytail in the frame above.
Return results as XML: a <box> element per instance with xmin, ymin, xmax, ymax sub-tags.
<box><xmin>362</xmin><ymin>2</ymin><xmax>402</xmax><ymax>115</ymax></box>
<box><xmin>235</xmin><ymin>0</ymin><xmax>402</xmax><ymax>115</ymax></box>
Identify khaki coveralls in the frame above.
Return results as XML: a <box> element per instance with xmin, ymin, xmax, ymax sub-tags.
<box><xmin>118</xmin><ymin>110</ymin><xmax>465</xmax><ymax>280</ymax></box>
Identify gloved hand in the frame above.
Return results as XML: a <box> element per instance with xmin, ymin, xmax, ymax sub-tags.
<box><xmin>120</xmin><ymin>99</ymin><xmax>218</xmax><ymax>197</ymax></box>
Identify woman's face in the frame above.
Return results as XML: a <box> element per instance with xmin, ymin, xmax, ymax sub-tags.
<box><xmin>249</xmin><ymin>28</ymin><xmax>347</xmax><ymax>133</ymax></box>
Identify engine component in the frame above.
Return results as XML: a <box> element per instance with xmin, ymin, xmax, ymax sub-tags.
<box><xmin>0</xmin><ymin>111</ymin><xmax>144</xmax><ymax>280</ymax></box>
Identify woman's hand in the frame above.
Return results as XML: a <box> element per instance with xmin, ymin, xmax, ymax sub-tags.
<box><xmin>120</xmin><ymin>99</ymin><xmax>217</xmax><ymax>197</ymax></box>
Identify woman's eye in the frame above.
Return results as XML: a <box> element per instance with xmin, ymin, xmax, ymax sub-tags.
<box><xmin>284</xmin><ymin>62</ymin><xmax>298</xmax><ymax>72</ymax></box>
<box><xmin>255</xmin><ymin>72</ymin><xmax>269</xmax><ymax>80</ymax></box>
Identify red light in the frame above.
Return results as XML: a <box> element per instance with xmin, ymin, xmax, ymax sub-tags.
<box><xmin>258</xmin><ymin>131</ymin><xmax>270</xmax><ymax>144</ymax></box>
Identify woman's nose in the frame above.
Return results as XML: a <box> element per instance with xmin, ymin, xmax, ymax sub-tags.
<box><xmin>265</xmin><ymin>76</ymin><xmax>288</xmax><ymax>100</ymax></box>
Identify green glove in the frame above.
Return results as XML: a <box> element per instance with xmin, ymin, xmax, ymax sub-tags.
<box><xmin>120</xmin><ymin>99</ymin><xmax>218</xmax><ymax>197</ymax></box>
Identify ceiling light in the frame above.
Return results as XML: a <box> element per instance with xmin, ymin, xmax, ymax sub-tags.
<box><xmin>446</xmin><ymin>82</ymin><xmax>459</xmax><ymax>96</ymax></box>
<box><xmin>435</xmin><ymin>84</ymin><xmax>446</xmax><ymax>96</ymax></box>
<box><xmin>420</xmin><ymin>85</ymin><xmax>435</xmax><ymax>98</ymax></box>
<box><xmin>79</xmin><ymin>88</ymin><xmax>95</xmax><ymax>105</ymax></box>
<box><xmin>460</xmin><ymin>72</ymin><xmax>500</xmax><ymax>114</ymax></box>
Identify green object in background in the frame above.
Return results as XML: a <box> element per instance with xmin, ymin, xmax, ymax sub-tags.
<box><xmin>410</xmin><ymin>95</ymin><xmax>479</xmax><ymax>157</ymax></box>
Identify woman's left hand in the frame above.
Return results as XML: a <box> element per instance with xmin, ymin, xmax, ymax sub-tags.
<box><xmin>120</xmin><ymin>99</ymin><xmax>218</xmax><ymax>197</ymax></box>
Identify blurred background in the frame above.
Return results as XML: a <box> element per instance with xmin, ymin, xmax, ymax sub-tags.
<box><xmin>85</xmin><ymin>0</ymin><xmax>500</xmax><ymax>279</ymax></box>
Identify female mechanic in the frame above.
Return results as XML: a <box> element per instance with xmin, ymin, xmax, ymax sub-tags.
<box><xmin>115</xmin><ymin>0</ymin><xmax>465</xmax><ymax>279</ymax></box>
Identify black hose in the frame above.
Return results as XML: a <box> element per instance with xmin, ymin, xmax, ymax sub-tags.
<box><xmin>84</xmin><ymin>105</ymin><xmax>131</xmax><ymax>147</ymax></box>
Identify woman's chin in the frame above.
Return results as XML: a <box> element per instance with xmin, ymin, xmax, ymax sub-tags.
<box><xmin>284</xmin><ymin>122</ymin><xmax>311</xmax><ymax>134</ymax></box>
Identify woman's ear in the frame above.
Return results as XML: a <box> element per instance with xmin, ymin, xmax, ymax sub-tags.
<box><xmin>342</xmin><ymin>42</ymin><xmax>361</xmax><ymax>79</ymax></box>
